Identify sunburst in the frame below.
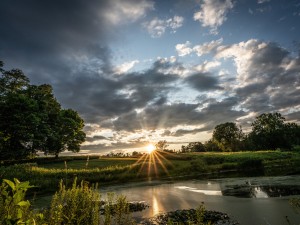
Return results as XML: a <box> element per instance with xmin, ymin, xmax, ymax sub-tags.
<box><xmin>129</xmin><ymin>145</ymin><xmax>173</xmax><ymax>179</ymax></box>
<box><xmin>146</xmin><ymin>144</ymin><xmax>155</xmax><ymax>154</ymax></box>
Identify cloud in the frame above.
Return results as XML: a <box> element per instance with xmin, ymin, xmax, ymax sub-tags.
<box><xmin>106</xmin><ymin>96</ymin><xmax>245</xmax><ymax>135</ymax></box>
<box><xmin>176</xmin><ymin>41</ymin><xmax>193</xmax><ymax>56</ymax></box>
<box><xmin>185</xmin><ymin>72</ymin><xmax>222</xmax><ymax>91</ymax></box>
<box><xmin>193</xmin><ymin>38</ymin><xmax>223</xmax><ymax>56</ymax></box>
<box><xmin>103</xmin><ymin>0</ymin><xmax>154</xmax><ymax>25</ymax></box>
<box><xmin>258</xmin><ymin>0</ymin><xmax>271</xmax><ymax>4</ymax></box>
<box><xmin>176</xmin><ymin>39</ymin><xmax>223</xmax><ymax>57</ymax></box>
<box><xmin>215</xmin><ymin>39</ymin><xmax>300</xmax><ymax>115</ymax></box>
<box><xmin>114</xmin><ymin>60</ymin><xmax>139</xmax><ymax>74</ymax></box>
<box><xmin>194</xmin><ymin>0</ymin><xmax>234</xmax><ymax>34</ymax></box>
<box><xmin>194</xmin><ymin>60</ymin><xmax>221</xmax><ymax>72</ymax></box>
<box><xmin>1</xmin><ymin>0</ymin><xmax>299</xmax><ymax>153</ymax></box>
<box><xmin>143</xmin><ymin>15</ymin><xmax>184</xmax><ymax>38</ymax></box>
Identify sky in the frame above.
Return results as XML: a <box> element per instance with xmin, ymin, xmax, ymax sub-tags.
<box><xmin>0</xmin><ymin>0</ymin><xmax>300</xmax><ymax>154</ymax></box>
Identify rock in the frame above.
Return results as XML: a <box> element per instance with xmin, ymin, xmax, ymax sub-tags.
<box><xmin>140</xmin><ymin>208</ymin><xmax>239</xmax><ymax>225</ymax></box>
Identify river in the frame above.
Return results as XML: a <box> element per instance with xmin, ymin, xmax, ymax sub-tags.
<box><xmin>100</xmin><ymin>175</ymin><xmax>300</xmax><ymax>225</ymax></box>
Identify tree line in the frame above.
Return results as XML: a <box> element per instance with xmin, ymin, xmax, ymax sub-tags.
<box><xmin>181</xmin><ymin>112</ymin><xmax>300</xmax><ymax>152</ymax></box>
<box><xmin>0</xmin><ymin>61</ymin><xmax>86</xmax><ymax>159</ymax></box>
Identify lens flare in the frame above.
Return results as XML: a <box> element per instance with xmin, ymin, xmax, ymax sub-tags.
<box><xmin>146</xmin><ymin>144</ymin><xmax>155</xmax><ymax>154</ymax></box>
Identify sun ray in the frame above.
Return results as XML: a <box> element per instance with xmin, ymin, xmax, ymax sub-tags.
<box><xmin>153</xmin><ymin>152</ymin><xmax>170</xmax><ymax>176</ymax></box>
<box><xmin>126</xmin><ymin>144</ymin><xmax>175</xmax><ymax>179</ymax></box>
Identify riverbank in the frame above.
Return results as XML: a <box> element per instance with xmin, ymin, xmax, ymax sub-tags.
<box><xmin>1</xmin><ymin>150</ymin><xmax>300</xmax><ymax>195</ymax></box>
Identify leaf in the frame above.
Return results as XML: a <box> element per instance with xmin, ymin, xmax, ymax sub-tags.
<box><xmin>17</xmin><ymin>200</ymin><xmax>30</xmax><ymax>207</ymax></box>
<box><xmin>3</xmin><ymin>179</ymin><xmax>16</xmax><ymax>191</ymax></box>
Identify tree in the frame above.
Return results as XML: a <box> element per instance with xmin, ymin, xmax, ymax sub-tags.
<box><xmin>249</xmin><ymin>112</ymin><xmax>287</xmax><ymax>150</ymax></box>
<box><xmin>284</xmin><ymin>122</ymin><xmax>300</xmax><ymax>148</ymax></box>
<box><xmin>155</xmin><ymin>140</ymin><xmax>169</xmax><ymax>151</ymax></box>
<box><xmin>43</xmin><ymin>109</ymin><xmax>86</xmax><ymax>158</ymax></box>
<box><xmin>181</xmin><ymin>142</ymin><xmax>205</xmax><ymax>152</ymax></box>
<box><xmin>0</xmin><ymin>93</ymin><xmax>40</xmax><ymax>159</ymax></box>
<box><xmin>204</xmin><ymin>140</ymin><xmax>222</xmax><ymax>152</ymax></box>
<box><xmin>0</xmin><ymin>61</ymin><xmax>86</xmax><ymax>159</ymax></box>
<box><xmin>212</xmin><ymin>122</ymin><xmax>244</xmax><ymax>151</ymax></box>
<box><xmin>0</xmin><ymin>68</ymin><xmax>29</xmax><ymax>95</ymax></box>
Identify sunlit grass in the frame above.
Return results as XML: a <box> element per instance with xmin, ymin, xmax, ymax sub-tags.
<box><xmin>129</xmin><ymin>150</ymin><xmax>174</xmax><ymax>178</ymax></box>
<box><xmin>1</xmin><ymin>150</ymin><xmax>300</xmax><ymax>195</ymax></box>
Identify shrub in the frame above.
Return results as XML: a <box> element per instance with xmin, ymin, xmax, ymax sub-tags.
<box><xmin>47</xmin><ymin>178</ymin><xmax>101</xmax><ymax>225</ymax></box>
<box><xmin>0</xmin><ymin>178</ymin><xmax>43</xmax><ymax>225</ymax></box>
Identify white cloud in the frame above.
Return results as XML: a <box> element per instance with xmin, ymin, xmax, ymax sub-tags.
<box><xmin>114</xmin><ymin>60</ymin><xmax>139</xmax><ymax>74</ymax></box>
<box><xmin>175</xmin><ymin>41</ymin><xmax>193</xmax><ymax>56</ymax></box>
<box><xmin>143</xmin><ymin>15</ymin><xmax>184</xmax><ymax>38</ymax></box>
<box><xmin>215</xmin><ymin>39</ymin><xmax>263</xmax><ymax>82</ymax></box>
<box><xmin>193</xmin><ymin>38</ymin><xmax>223</xmax><ymax>56</ymax></box>
<box><xmin>104</xmin><ymin>0</ymin><xmax>154</xmax><ymax>25</ymax></box>
<box><xmin>176</xmin><ymin>39</ymin><xmax>223</xmax><ymax>57</ymax></box>
<box><xmin>258</xmin><ymin>0</ymin><xmax>271</xmax><ymax>4</ymax></box>
<box><xmin>195</xmin><ymin>60</ymin><xmax>221</xmax><ymax>72</ymax></box>
<box><xmin>194</xmin><ymin>0</ymin><xmax>234</xmax><ymax>34</ymax></box>
<box><xmin>215</xmin><ymin>39</ymin><xmax>300</xmax><ymax>114</ymax></box>
<box><xmin>167</xmin><ymin>16</ymin><xmax>185</xmax><ymax>31</ymax></box>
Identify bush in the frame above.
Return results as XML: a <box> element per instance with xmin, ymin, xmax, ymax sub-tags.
<box><xmin>0</xmin><ymin>178</ymin><xmax>136</xmax><ymax>225</ymax></box>
<box><xmin>47</xmin><ymin>178</ymin><xmax>101</xmax><ymax>225</ymax></box>
<box><xmin>292</xmin><ymin>145</ymin><xmax>300</xmax><ymax>152</ymax></box>
<box><xmin>0</xmin><ymin>178</ymin><xmax>43</xmax><ymax>224</ymax></box>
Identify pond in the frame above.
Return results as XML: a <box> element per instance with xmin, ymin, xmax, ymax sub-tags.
<box><xmin>100</xmin><ymin>175</ymin><xmax>300</xmax><ymax>225</ymax></box>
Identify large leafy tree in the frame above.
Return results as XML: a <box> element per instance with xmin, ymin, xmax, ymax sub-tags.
<box><xmin>0</xmin><ymin>61</ymin><xmax>86</xmax><ymax>159</ymax></box>
<box><xmin>44</xmin><ymin>109</ymin><xmax>86</xmax><ymax>158</ymax></box>
<box><xmin>212</xmin><ymin>122</ymin><xmax>244</xmax><ymax>151</ymax></box>
<box><xmin>249</xmin><ymin>112</ymin><xmax>292</xmax><ymax>150</ymax></box>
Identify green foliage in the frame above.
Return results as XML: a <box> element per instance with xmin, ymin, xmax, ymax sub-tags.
<box><xmin>0</xmin><ymin>178</ymin><xmax>136</xmax><ymax>225</ymax></box>
<box><xmin>212</xmin><ymin>122</ymin><xmax>244</xmax><ymax>151</ymax></box>
<box><xmin>203</xmin><ymin>140</ymin><xmax>222</xmax><ymax>152</ymax></box>
<box><xmin>0</xmin><ymin>61</ymin><xmax>86</xmax><ymax>160</ymax></box>
<box><xmin>47</xmin><ymin>178</ymin><xmax>101</xmax><ymax>225</ymax></box>
<box><xmin>0</xmin><ymin>178</ymin><xmax>41</xmax><ymax>225</ymax></box>
<box><xmin>181</xmin><ymin>142</ymin><xmax>206</xmax><ymax>152</ymax></box>
<box><xmin>248</xmin><ymin>112</ymin><xmax>300</xmax><ymax>150</ymax></box>
<box><xmin>162</xmin><ymin>204</ymin><xmax>211</xmax><ymax>225</ymax></box>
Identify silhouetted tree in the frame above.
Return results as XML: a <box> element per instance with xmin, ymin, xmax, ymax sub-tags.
<box><xmin>212</xmin><ymin>122</ymin><xmax>244</xmax><ymax>151</ymax></box>
<box><xmin>181</xmin><ymin>142</ymin><xmax>205</xmax><ymax>152</ymax></box>
<box><xmin>248</xmin><ymin>113</ymin><xmax>288</xmax><ymax>150</ymax></box>
<box><xmin>204</xmin><ymin>140</ymin><xmax>222</xmax><ymax>152</ymax></box>
<box><xmin>155</xmin><ymin>140</ymin><xmax>169</xmax><ymax>151</ymax></box>
<box><xmin>0</xmin><ymin>61</ymin><xmax>86</xmax><ymax>159</ymax></box>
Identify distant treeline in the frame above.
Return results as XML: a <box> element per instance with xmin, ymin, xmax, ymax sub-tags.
<box><xmin>181</xmin><ymin>112</ymin><xmax>300</xmax><ymax>152</ymax></box>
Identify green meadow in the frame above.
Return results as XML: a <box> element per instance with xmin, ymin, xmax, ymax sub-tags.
<box><xmin>1</xmin><ymin>150</ymin><xmax>300</xmax><ymax>195</ymax></box>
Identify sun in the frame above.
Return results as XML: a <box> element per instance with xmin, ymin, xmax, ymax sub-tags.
<box><xmin>146</xmin><ymin>144</ymin><xmax>155</xmax><ymax>154</ymax></box>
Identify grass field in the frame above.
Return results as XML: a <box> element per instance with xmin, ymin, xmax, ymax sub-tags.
<box><xmin>39</xmin><ymin>157</ymin><xmax>138</xmax><ymax>169</ymax></box>
<box><xmin>1</xmin><ymin>150</ymin><xmax>300</xmax><ymax>195</ymax></box>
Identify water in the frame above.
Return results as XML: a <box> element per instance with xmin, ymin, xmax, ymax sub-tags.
<box><xmin>100</xmin><ymin>176</ymin><xmax>300</xmax><ymax>225</ymax></box>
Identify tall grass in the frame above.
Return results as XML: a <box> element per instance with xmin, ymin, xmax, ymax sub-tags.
<box><xmin>0</xmin><ymin>178</ymin><xmax>137</xmax><ymax>225</ymax></box>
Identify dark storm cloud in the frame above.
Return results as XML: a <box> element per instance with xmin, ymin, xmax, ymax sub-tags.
<box><xmin>0</xmin><ymin>0</ymin><xmax>112</xmax><ymax>69</ymax></box>
<box><xmin>85</xmin><ymin>135</ymin><xmax>110</xmax><ymax>142</ymax></box>
<box><xmin>109</xmin><ymin>103</ymin><xmax>202</xmax><ymax>131</ymax></box>
<box><xmin>107</xmin><ymin>97</ymin><xmax>245</xmax><ymax>134</ymax></box>
<box><xmin>171</xmin><ymin>128</ymin><xmax>208</xmax><ymax>137</ymax></box>
<box><xmin>53</xmin><ymin>60</ymin><xmax>180</xmax><ymax>124</ymax></box>
<box><xmin>185</xmin><ymin>72</ymin><xmax>222</xmax><ymax>91</ymax></box>
<box><xmin>232</xmin><ymin>42</ymin><xmax>300</xmax><ymax>113</ymax></box>
<box><xmin>0</xmin><ymin>0</ymin><xmax>179</xmax><ymax>125</ymax></box>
